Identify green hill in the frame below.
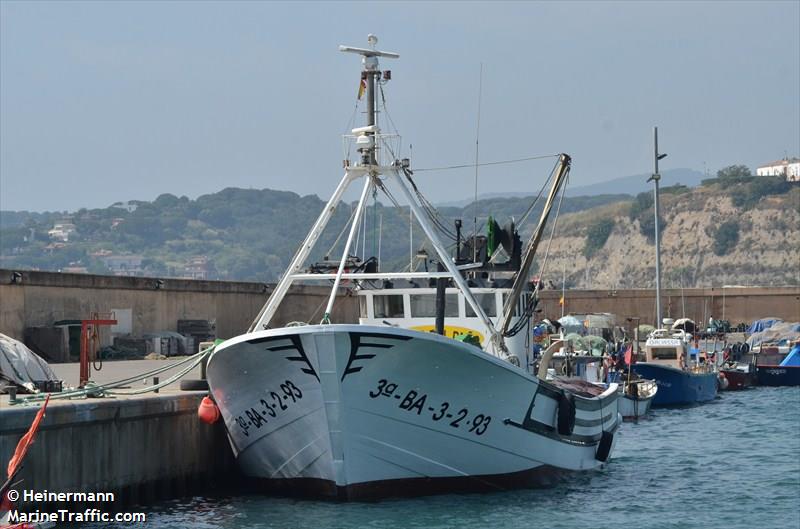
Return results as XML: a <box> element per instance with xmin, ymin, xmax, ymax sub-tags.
<box><xmin>0</xmin><ymin>188</ymin><xmax>627</xmax><ymax>281</ymax></box>
<box><xmin>1</xmin><ymin>174</ymin><xmax>797</xmax><ymax>288</ymax></box>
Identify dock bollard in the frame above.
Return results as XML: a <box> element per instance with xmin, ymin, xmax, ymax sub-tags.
<box><xmin>154</xmin><ymin>376</ymin><xmax>159</xmax><ymax>393</ymax></box>
<box><xmin>7</xmin><ymin>386</ymin><xmax>17</xmax><ymax>403</ymax></box>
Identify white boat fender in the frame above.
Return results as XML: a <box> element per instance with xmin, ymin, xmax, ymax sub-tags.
<box><xmin>557</xmin><ymin>391</ymin><xmax>576</xmax><ymax>436</ymax></box>
<box><xmin>595</xmin><ymin>430</ymin><xmax>614</xmax><ymax>462</ymax></box>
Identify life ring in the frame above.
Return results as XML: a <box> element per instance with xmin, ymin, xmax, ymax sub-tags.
<box><xmin>557</xmin><ymin>391</ymin><xmax>576</xmax><ymax>436</ymax></box>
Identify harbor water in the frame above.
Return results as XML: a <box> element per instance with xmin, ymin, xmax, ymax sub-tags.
<box><xmin>79</xmin><ymin>387</ymin><xmax>798</xmax><ymax>529</ymax></box>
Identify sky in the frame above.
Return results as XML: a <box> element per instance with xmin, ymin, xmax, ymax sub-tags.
<box><xmin>1</xmin><ymin>1</ymin><xmax>798</xmax><ymax>212</ymax></box>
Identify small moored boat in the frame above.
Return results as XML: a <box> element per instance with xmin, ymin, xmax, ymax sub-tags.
<box><xmin>755</xmin><ymin>342</ymin><xmax>800</xmax><ymax>386</ymax></box>
<box><xmin>631</xmin><ymin>329</ymin><xmax>717</xmax><ymax>406</ymax></box>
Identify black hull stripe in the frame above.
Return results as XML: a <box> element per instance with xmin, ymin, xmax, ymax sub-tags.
<box><xmin>267</xmin><ymin>345</ymin><xmax>297</xmax><ymax>352</ymax></box>
<box><xmin>246</xmin><ymin>336</ymin><xmax>289</xmax><ymax>345</ymax></box>
<box><xmin>506</xmin><ymin>416</ymin><xmax>620</xmax><ymax>445</ymax></box>
<box><xmin>354</xmin><ymin>332</ymin><xmax>414</xmax><ymax>341</ymax></box>
<box><xmin>240</xmin><ymin>465</ymin><xmax>573</xmax><ymax>501</ymax></box>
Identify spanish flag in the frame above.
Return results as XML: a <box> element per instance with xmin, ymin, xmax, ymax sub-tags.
<box><xmin>559</xmin><ymin>295</ymin><xmax>564</xmax><ymax>306</ymax></box>
<box><xmin>358</xmin><ymin>78</ymin><xmax>366</xmax><ymax>100</ymax></box>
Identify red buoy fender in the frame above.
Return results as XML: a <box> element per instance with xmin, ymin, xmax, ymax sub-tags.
<box><xmin>198</xmin><ymin>396</ymin><xmax>220</xmax><ymax>424</ymax></box>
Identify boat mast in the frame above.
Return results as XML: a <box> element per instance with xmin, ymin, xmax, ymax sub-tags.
<box><xmin>249</xmin><ymin>36</ymin><xmax>398</xmax><ymax>331</ymax></box>
<box><xmin>647</xmin><ymin>127</ymin><xmax>667</xmax><ymax>328</ymax></box>
<box><xmin>498</xmin><ymin>154</ymin><xmax>571</xmax><ymax>337</ymax></box>
<box><xmin>251</xmin><ymin>36</ymin><xmax>502</xmax><ymax>346</ymax></box>
<box><xmin>320</xmin><ymin>35</ymin><xmax>396</xmax><ymax>323</ymax></box>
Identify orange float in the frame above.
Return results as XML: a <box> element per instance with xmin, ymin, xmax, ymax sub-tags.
<box><xmin>198</xmin><ymin>396</ymin><xmax>220</xmax><ymax>424</ymax></box>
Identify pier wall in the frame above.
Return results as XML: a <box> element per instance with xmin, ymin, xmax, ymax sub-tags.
<box><xmin>1</xmin><ymin>270</ymin><xmax>798</xmax><ymax>344</ymax></box>
<box><xmin>0</xmin><ymin>269</ymin><xmax>358</xmax><ymax>345</ymax></box>
<box><xmin>536</xmin><ymin>286</ymin><xmax>800</xmax><ymax>328</ymax></box>
<box><xmin>0</xmin><ymin>393</ymin><xmax>235</xmax><ymax>509</ymax></box>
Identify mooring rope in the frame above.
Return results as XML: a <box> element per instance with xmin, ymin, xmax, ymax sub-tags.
<box><xmin>13</xmin><ymin>345</ymin><xmax>216</xmax><ymax>405</ymax></box>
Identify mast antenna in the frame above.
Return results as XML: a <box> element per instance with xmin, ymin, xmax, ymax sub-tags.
<box><xmin>473</xmin><ymin>63</ymin><xmax>483</xmax><ymax>262</ymax></box>
<box><xmin>340</xmin><ymin>35</ymin><xmax>399</xmax><ymax>166</ymax></box>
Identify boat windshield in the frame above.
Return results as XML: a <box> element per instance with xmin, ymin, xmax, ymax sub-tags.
<box><xmin>466</xmin><ymin>293</ymin><xmax>498</xmax><ymax>317</ymax></box>
<box><xmin>651</xmin><ymin>347</ymin><xmax>678</xmax><ymax>360</ymax></box>
<box><xmin>410</xmin><ymin>294</ymin><xmax>459</xmax><ymax>318</ymax></box>
<box><xmin>373</xmin><ymin>294</ymin><xmax>404</xmax><ymax>318</ymax></box>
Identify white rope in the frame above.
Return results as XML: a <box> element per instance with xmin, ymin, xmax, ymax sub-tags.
<box><xmin>15</xmin><ymin>346</ymin><xmax>215</xmax><ymax>404</ymax></box>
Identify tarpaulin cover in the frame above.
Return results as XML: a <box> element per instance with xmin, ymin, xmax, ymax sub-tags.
<box><xmin>0</xmin><ymin>333</ymin><xmax>58</xmax><ymax>392</ymax></box>
<box><xmin>780</xmin><ymin>344</ymin><xmax>800</xmax><ymax>367</ymax></box>
<box><xmin>746</xmin><ymin>318</ymin><xmax>782</xmax><ymax>335</ymax></box>
<box><xmin>558</xmin><ymin>315</ymin><xmax>584</xmax><ymax>334</ymax></box>
<box><xmin>746</xmin><ymin>322</ymin><xmax>800</xmax><ymax>348</ymax></box>
<box><xmin>672</xmin><ymin>318</ymin><xmax>697</xmax><ymax>333</ymax></box>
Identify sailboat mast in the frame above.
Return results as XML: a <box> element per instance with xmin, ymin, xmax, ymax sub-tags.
<box><xmin>649</xmin><ymin>126</ymin><xmax>666</xmax><ymax>328</ymax></box>
<box><xmin>561</xmin><ymin>260</ymin><xmax>566</xmax><ymax>319</ymax></box>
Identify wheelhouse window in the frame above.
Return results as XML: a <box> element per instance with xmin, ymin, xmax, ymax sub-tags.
<box><xmin>651</xmin><ymin>347</ymin><xmax>678</xmax><ymax>360</ymax></box>
<box><xmin>373</xmin><ymin>294</ymin><xmax>404</xmax><ymax>318</ymax></box>
<box><xmin>501</xmin><ymin>293</ymin><xmax>522</xmax><ymax>318</ymax></box>
<box><xmin>359</xmin><ymin>296</ymin><xmax>368</xmax><ymax>318</ymax></box>
<box><xmin>409</xmin><ymin>294</ymin><xmax>459</xmax><ymax>318</ymax></box>
<box><xmin>466</xmin><ymin>293</ymin><xmax>497</xmax><ymax>317</ymax></box>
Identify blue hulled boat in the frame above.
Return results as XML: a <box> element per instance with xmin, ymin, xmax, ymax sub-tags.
<box><xmin>631</xmin><ymin>329</ymin><xmax>718</xmax><ymax>406</ymax></box>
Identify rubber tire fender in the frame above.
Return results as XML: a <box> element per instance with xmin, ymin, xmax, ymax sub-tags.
<box><xmin>557</xmin><ymin>391</ymin><xmax>576</xmax><ymax>436</ymax></box>
<box><xmin>595</xmin><ymin>430</ymin><xmax>614</xmax><ymax>462</ymax></box>
<box><xmin>180</xmin><ymin>379</ymin><xmax>209</xmax><ymax>391</ymax></box>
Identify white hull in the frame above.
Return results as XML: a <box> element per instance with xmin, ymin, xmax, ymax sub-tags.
<box><xmin>617</xmin><ymin>379</ymin><xmax>657</xmax><ymax>419</ymax></box>
<box><xmin>618</xmin><ymin>394</ymin><xmax>653</xmax><ymax>419</ymax></box>
<box><xmin>207</xmin><ymin>324</ymin><xmax>621</xmax><ymax>498</ymax></box>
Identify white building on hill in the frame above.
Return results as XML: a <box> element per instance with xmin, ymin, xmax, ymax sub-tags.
<box><xmin>756</xmin><ymin>157</ymin><xmax>800</xmax><ymax>182</ymax></box>
<box><xmin>48</xmin><ymin>220</ymin><xmax>76</xmax><ymax>242</ymax></box>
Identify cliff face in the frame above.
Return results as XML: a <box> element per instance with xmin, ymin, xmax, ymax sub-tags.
<box><xmin>540</xmin><ymin>186</ymin><xmax>800</xmax><ymax>289</ymax></box>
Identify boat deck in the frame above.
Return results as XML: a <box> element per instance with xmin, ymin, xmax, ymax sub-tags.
<box><xmin>549</xmin><ymin>377</ymin><xmax>607</xmax><ymax>398</ymax></box>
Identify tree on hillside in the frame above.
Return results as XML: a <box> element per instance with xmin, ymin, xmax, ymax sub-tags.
<box><xmin>628</xmin><ymin>192</ymin><xmax>653</xmax><ymax>221</ymax></box>
<box><xmin>712</xmin><ymin>220</ymin><xmax>740</xmax><ymax>256</ymax></box>
<box><xmin>717</xmin><ymin>165</ymin><xmax>752</xmax><ymax>179</ymax></box>
<box><xmin>583</xmin><ymin>218</ymin><xmax>615</xmax><ymax>258</ymax></box>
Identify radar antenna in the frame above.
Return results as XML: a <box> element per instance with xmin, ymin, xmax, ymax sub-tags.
<box><xmin>340</xmin><ymin>35</ymin><xmax>399</xmax><ymax>165</ymax></box>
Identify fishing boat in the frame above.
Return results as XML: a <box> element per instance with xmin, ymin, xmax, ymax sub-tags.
<box><xmin>719</xmin><ymin>360</ymin><xmax>755</xmax><ymax>390</ymax></box>
<box><xmin>617</xmin><ymin>378</ymin><xmax>657</xmax><ymax>420</ymax></box>
<box><xmin>205</xmin><ymin>36</ymin><xmax>620</xmax><ymax>500</ymax></box>
<box><xmin>754</xmin><ymin>342</ymin><xmax>800</xmax><ymax>386</ymax></box>
<box><xmin>631</xmin><ymin>329</ymin><xmax>717</xmax><ymax>406</ymax></box>
<box><xmin>609</xmin><ymin>357</ymin><xmax>657</xmax><ymax>420</ymax></box>
<box><xmin>605</xmin><ymin>346</ymin><xmax>657</xmax><ymax>420</ymax></box>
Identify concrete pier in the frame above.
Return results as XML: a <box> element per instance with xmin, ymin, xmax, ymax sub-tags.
<box><xmin>1</xmin><ymin>270</ymin><xmax>797</xmax><ymax>345</ymax></box>
<box><xmin>0</xmin><ymin>389</ymin><xmax>236</xmax><ymax>510</ymax></box>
